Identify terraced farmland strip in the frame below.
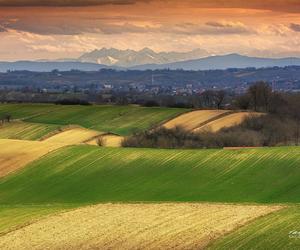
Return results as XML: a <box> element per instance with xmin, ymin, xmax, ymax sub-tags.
<box><xmin>0</xmin><ymin>121</ymin><xmax>60</xmax><ymax>141</ymax></box>
<box><xmin>1</xmin><ymin>145</ymin><xmax>300</xmax><ymax>204</ymax></box>
<box><xmin>44</xmin><ymin>128</ymin><xmax>103</xmax><ymax>145</ymax></box>
<box><xmin>209</xmin><ymin>207</ymin><xmax>300</xmax><ymax>250</ymax></box>
<box><xmin>163</xmin><ymin>110</ymin><xmax>229</xmax><ymax>131</ymax></box>
<box><xmin>0</xmin><ymin>139</ymin><xmax>64</xmax><ymax>177</ymax></box>
<box><xmin>194</xmin><ymin>112</ymin><xmax>262</xmax><ymax>132</ymax></box>
<box><xmin>0</xmin><ymin>104</ymin><xmax>188</xmax><ymax>135</ymax></box>
<box><xmin>0</xmin><ymin>203</ymin><xmax>282</xmax><ymax>250</ymax></box>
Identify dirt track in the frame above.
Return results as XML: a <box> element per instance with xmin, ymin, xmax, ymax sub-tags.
<box><xmin>0</xmin><ymin>203</ymin><xmax>282</xmax><ymax>250</ymax></box>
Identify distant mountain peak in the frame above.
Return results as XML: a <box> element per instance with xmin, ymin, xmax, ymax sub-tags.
<box><xmin>78</xmin><ymin>47</ymin><xmax>210</xmax><ymax>67</ymax></box>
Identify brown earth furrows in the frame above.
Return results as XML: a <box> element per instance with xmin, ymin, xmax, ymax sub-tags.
<box><xmin>0</xmin><ymin>139</ymin><xmax>64</xmax><ymax>177</ymax></box>
<box><xmin>0</xmin><ymin>203</ymin><xmax>283</xmax><ymax>250</ymax></box>
<box><xmin>163</xmin><ymin>110</ymin><xmax>230</xmax><ymax>131</ymax></box>
<box><xmin>43</xmin><ymin>128</ymin><xmax>102</xmax><ymax>145</ymax></box>
<box><xmin>194</xmin><ymin>112</ymin><xmax>263</xmax><ymax>133</ymax></box>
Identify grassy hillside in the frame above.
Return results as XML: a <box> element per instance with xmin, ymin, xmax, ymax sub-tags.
<box><xmin>209</xmin><ymin>206</ymin><xmax>300</xmax><ymax>250</ymax></box>
<box><xmin>0</xmin><ymin>145</ymin><xmax>299</xmax><ymax>204</ymax></box>
<box><xmin>0</xmin><ymin>122</ymin><xmax>60</xmax><ymax>141</ymax></box>
<box><xmin>0</xmin><ymin>205</ymin><xmax>72</xmax><ymax>235</ymax></box>
<box><xmin>0</xmin><ymin>104</ymin><xmax>187</xmax><ymax>135</ymax></box>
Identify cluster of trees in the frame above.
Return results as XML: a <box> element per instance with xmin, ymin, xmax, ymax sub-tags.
<box><xmin>124</xmin><ymin>82</ymin><xmax>300</xmax><ymax>149</ymax></box>
<box><xmin>122</xmin><ymin>126</ymin><xmax>264</xmax><ymax>149</ymax></box>
<box><xmin>0</xmin><ymin>114</ymin><xmax>11</xmax><ymax>125</ymax></box>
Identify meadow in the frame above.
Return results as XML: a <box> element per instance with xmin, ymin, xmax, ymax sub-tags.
<box><xmin>0</xmin><ymin>104</ymin><xmax>187</xmax><ymax>135</ymax></box>
<box><xmin>1</xmin><ymin>145</ymin><xmax>300</xmax><ymax>204</ymax></box>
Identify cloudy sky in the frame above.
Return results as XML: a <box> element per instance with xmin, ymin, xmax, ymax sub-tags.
<box><xmin>0</xmin><ymin>0</ymin><xmax>300</xmax><ymax>60</ymax></box>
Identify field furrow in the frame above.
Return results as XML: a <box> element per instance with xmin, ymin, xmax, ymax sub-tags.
<box><xmin>43</xmin><ymin>128</ymin><xmax>103</xmax><ymax>145</ymax></box>
<box><xmin>163</xmin><ymin>110</ymin><xmax>229</xmax><ymax>131</ymax></box>
<box><xmin>194</xmin><ymin>112</ymin><xmax>263</xmax><ymax>132</ymax></box>
<box><xmin>0</xmin><ymin>203</ymin><xmax>282</xmax><ymax>250</ymax></box>
<box><xmin>0</xmin><ymin>139</ymin><xmax>64</xmax><ymax>177</ymax></box>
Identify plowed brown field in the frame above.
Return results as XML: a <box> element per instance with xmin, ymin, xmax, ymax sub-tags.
<box><xmin>0</xmin><ymin>139</ymin><xmax>63</xmax><ymax>177</ymax></box>
<box><xmin>43</xmin><ymin>128</ymin><xmax>102</xmax><ymax>145</ymax></box>
<box><xmin>163</xmin><ymin>110</ymin><xmax>229</xmax><ymax>131</ymax></box>
<box><xmin>194</xmin><ymin>112</ymin><xmax>262</xmax><ymax>132</ymax></box>
<box><xmin>0</xmin><ymin>203</ymin><xmax>282</xmax><ymax>250</ymax></box>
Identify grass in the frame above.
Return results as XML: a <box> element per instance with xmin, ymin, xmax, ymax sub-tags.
<box><xmin>0</xmin><ymin>145</ymin><xmax>300</xmax><ymax>205</ymax></box>
<box><xmin>0</xmin><ymin>121</ymin><xmax>60</xmax><ymax>141</ymax></box>
<box><xmin>209</xmin><ymin>206</ymin><xmax>300</xmax><ymax>250</ymax></box>
<box><xmin>0</xmin><ymin>104</ymin><xmax>188</xmax><ymax>136</ymax></box>
<box><xmin>0</xmin><ymin>205</ymin><xmax>73</xmax><ymax>235</ymax></box>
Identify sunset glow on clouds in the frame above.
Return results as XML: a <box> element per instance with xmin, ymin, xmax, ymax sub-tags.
<box><xmin>0</xmin><ymin>0</ymin><xmax>300</xmax><ymax>60</ymax></box>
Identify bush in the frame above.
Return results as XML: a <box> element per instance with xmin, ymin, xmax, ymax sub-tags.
<box><xmin>55</xmin><ymin>98</ymin><xmax>91</xmax><ymax>106</ymax></box>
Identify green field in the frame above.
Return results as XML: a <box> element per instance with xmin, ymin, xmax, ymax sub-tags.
<box><xmin>209</xmin><ymin>206</ymin><xmax>300</xmax><ymax>250</ymax></box>
<box><xmin>0</xmin><ymin>205</ymin><xmax>74</xmax><ymax>235</ymax></box>
<box><xmin>0</xmin><ymin>104</ymin><xmax>187</xmax><ymax>135</ymax></box>
<box><xmin>1</xmin><ymin>146</ymin><xmax>299</xmax><ymax>205</ymax></box>
<box><xmin>0</xmin><ymin>121</ymin><xmax>60</xmax><ymax>140</ymax></box>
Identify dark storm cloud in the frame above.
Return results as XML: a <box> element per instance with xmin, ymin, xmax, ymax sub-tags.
<box><xmin>191</xmin><ymin>0</ymin><xmax>300</xmax><ymax>13</ymax></box>
<box><xmin>0</xmin><ymin>0</ymin><xmax>299</xmax><ymax>13</ymax></box>
<box><xmin>0</xmin><ymin>0</ymin><xmax>139</xmax><ymax>7</ymax></box>
<box><xmin>290</xmin><ymin>23</ymin><xmax>300</xmax><ymax>32</ymax></box>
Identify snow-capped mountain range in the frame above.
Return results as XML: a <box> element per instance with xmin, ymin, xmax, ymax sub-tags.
<box><xmin>78</xmin><ymin>48</ymin><xmax>210</xmax><ymax>67</ymax></box>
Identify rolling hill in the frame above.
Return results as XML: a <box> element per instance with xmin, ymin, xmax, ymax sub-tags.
<box><xmin>1</xmin><ymin>145</ymin><xmax>299</xmax><ymax>204</ymax></box>
<box><xmin>0</xmin><ymin>103</ymin><xmax>299</xmax><ymax>249</ymax></box>
<box><xmin>132</xmin><ymin>54</ymin><xmax>300</xmax><ymax>71</ymax></box>
<box><xmin>0</xmin><ymin>61</ymin><xmax>114</xmax><ymax>73</ymax></box>
<box><xmin>0</xmin><ymin>104</ymin><xmax>188</xmax><ymax>136</ymax></box>
<box><xmin>2</xmin><ymin>53</ymin><xmax>300</xmax><ymax>72</ymax></box>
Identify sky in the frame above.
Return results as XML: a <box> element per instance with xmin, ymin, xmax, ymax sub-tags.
<box><xmin>0</xmin><ymin>0</ymin><xmax>300</xmax><ymax>61</ymax></box>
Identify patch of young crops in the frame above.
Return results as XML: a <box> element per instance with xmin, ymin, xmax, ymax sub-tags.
<box><xmin>0</xmin><ymin>145</ymin><xmax>299</xmax><ymax>204</ymax></box>
<box><xmin>0</xmin><ymin>104</ymin><xmax>188</xmax><ymax>136</ymax></box>
<box><xmin>0</xmin><ymin>122</ymin><xmax>60</xmax><ymax>141</ymax></box>
<box><xmin>0</xmin><ymin>205</ymin><xmax>72</xmax><ymax>235</ymax></box>
<box><xmin>209</xmin><ymin>206</ymin><xmax>300</xmax><ymax>250</ymax></box>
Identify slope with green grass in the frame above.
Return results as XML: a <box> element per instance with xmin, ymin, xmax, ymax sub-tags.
<box><xmin>0</xmin><ymin>121</ymin><xmax>60</xmax><ymax>141</ymax></box>
<box><xmin>0</xmin><ymin>104</ymin><xmax>188</xmax><ymax>135</ymax></box>
<box><xmin>0</xmin><ymin>205</ymin><xmax>74</xmax><ymax>235</ymax></box>
<box><xmin>209</xmin><ymin>206</ymin><xmax>300</xmax><ymax>250</ymax></box>
<box><xmin>0</xmin><ymin>145</ymin><xmax>299</xmax><ymax>205</ymax></box>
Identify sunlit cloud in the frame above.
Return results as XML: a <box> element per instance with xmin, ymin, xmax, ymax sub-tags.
<box><xmin>0</xmin><ymin>0</ymin><xmax>300</xmax><ymax>60</ymax></box>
